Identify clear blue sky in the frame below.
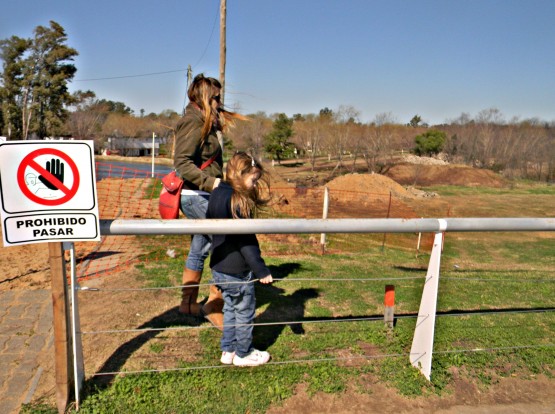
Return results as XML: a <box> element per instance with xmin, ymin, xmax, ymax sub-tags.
<box><xmin>2</xmin><ymin>0</ymin><xmax>554</xmax><ymax>125</ymax></box>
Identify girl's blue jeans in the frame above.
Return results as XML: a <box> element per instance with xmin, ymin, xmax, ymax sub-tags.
<box><xmin>180</xmin><ymin>194</ymin><xmax>211</xmax><ymax>272</ymax></box>
<box><xmin>211</xmin><ymin>270</ymin><xmax>256</xmax><ymax>357</ymax></box>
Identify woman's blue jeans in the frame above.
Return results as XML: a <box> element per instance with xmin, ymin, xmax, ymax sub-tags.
<box><xmin>180</xmin><ymin>194</ymin><xmax>211</xmax><ymax>272</ymax></box>
<box><xmin>211</xmin><ymin>270</ymin><xmax>256</xmax><ymax>357</ymax></box>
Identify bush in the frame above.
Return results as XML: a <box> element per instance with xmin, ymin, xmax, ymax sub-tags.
<box><xmin>413</xmin><ymin>130</ymin><xmax>446</xmax><ymax>156</ymax></box>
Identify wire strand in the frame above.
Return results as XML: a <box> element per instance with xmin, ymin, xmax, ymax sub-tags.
<box><xmin>77</xmin><ymin>274</ymin><xmax>555</xmax><ymax>293</ymax></box>
<box><xmin>74</xmin><ymin>69</ymin><xmax>186</xmax><ymax>82</ymax></box>
<box><xmin>76</xmin><ymin>276</ymin><xmax>425</xmax><ymax>292</ymax></box>
<box><xmin>80</xmin><ymin>309</ymin><xmax>555</xmax><ymax>335</ymax></box>
<box><xmin>74</xmin><ymin>2</ymin><xmax>219</xmax><ymax>83</ymax></box>
<box><xmin>90</xmin><ymin>343</ymin><xmax>555</xmax><ymax>377</ymax></box>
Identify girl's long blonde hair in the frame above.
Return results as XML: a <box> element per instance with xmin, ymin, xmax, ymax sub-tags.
<box><xmin>226</xmin><ymin>152</ymin><xmax>270</xmax><ymax>219</ymax></box>
<box><xmin>187</xmin><ymin>74</ymin><xmax>247</xmax><ymax>144</ymax></box>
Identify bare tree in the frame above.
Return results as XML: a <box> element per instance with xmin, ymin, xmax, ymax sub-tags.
<box><xmin>67</xmin><ymin>90</ymin><xmax>108</xmax><ymax>139</ymax></box>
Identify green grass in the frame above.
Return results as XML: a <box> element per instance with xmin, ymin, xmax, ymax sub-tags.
<box><xmin>24</xmin><ymin>244</ymin><xmax>554</xmax><ymax>414</ymax></box>
<box><xmin>21</xmin><ymin>183</ymin><xmax>555</xmax><ymax>414</ymax></box>
<box><xmin>425</xmin><ymin>181</ymin><xmax>555</xmax><ymax>197</ymax></box>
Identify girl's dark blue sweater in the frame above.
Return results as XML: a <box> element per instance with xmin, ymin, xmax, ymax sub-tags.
<box><xmin>206</xmin><ymin>182</ymin><xmax>270</xmax><ymax>278</ymax></box>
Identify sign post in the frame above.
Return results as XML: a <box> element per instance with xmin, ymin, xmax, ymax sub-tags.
<box><xmin>49</xmin><ymin>241</ymin><xmax>72</xmax><ymax>414</ymax></box>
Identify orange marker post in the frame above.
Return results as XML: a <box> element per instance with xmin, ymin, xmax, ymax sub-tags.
<box><xmin>384</xmin><ymin>285</ymin><xmax>395</xmax><ymax>328</ymax></box>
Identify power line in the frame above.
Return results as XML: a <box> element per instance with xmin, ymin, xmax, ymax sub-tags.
<box><xmin>192</xmin><ymin>2</ymin><xmax>220</xmax><ymax>69</ymax></box>
<box><xmin>74</xmin><ymin>69</ymin><xmax>186</xmax><ymax>82</ymax></box>
<box><xmin>74</xmin><ymin>2</ymin><xmax>220</xmax><ymax>84</ymax></box>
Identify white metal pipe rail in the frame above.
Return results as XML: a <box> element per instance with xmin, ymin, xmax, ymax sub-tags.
<box><xmin>100</xmin><ymin>217</ymin><xmax>555</xmax><ymax>235</ymax></box>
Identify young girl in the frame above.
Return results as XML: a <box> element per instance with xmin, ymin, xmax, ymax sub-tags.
<box><xmin>206</xmin><ymin>152</ymin><xmax>273</xmax><ymax>367</ymax></box>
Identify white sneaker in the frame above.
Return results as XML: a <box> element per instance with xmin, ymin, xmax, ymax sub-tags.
<box><xmin>232</xmin><ymin>349</ymin><xmax>271</xmax><ymax>367</ymax></box>
<box><xmin>220</xmin><ymin>351</ymin><xmax>235</xmax><ymax>365</ymax></box>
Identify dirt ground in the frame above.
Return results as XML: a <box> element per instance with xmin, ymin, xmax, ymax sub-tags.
<box><xmin>1</xmin><ymin>159</ymin><xmax>554</xmax><ymax>413</ymax></box>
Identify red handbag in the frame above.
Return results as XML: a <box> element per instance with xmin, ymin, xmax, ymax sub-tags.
<box><xmin>158</xmin><ymin>152</ymin><xmax>219</xmax><ymax>219</ymax></box>
<box><xmin>158</xmin><ymin>171</ymin><xmax>184</xmax><ymax>219</ymax></box>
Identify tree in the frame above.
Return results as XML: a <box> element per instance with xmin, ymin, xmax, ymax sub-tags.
<box><xmin>372</xmin><ymin>111</ymin><xmax>397</xmax><ymax>126</ymax></box>
<box><xmin>96</xmin><ymin>99</ymin><xmax>133</xmax><ymax>115</ymax></box>
<box><xmin>0</xmin><ymin>35</ymin><xmax>30</xmax><ymax>138</ymax></box>
<box><xmin>0</xmin><ymin>21</ymin><xmax>77</xmax><ymax>139</ymax></box>
<box><xmin>66</xmin><ymin>90</ymin><xmax>109</xmax><ymax>141</ymax></box>
<box><xmin>413</xmin><ymin>129</ymin><xmax>446</xmax><ymax>156</ymax></box>
<box><xmin>409</xmin><ymin>114</ymin><xmax>422</xmax><ymax>127</ymax></box>
<box><xmin>230</xmin><ymin>111</ymin><xmax>271</xmax><ymax>157</ymax></box>
<box><xmin>319</xmin><ymin>107</ymin><xmax>333</xmax><ymax>120</ymax></box>
<box><xmin>264</xmin><ymin>113</ymin><xmax>294</xmax><ymax>163</ymax></box>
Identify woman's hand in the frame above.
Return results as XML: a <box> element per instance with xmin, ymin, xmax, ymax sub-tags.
<box><xmin>259</xmin><ymin>275</ymin><xmax>273</xmax><ymax>284</ymax></box>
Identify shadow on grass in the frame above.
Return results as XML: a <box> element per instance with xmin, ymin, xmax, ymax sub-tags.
<box><xmin>253</xmin><ymin>262</ymin><xmax>320</xmax><ymax>349</ymax></box>
<box><xmin>86</xmin><ymin>262</ymin><xmax>307</xmax><ymax>390</ymax></box>
<box><xmin>86</xmin><ymin>306</ymin><xmax>204</xmax><ymax>391</ymax></box>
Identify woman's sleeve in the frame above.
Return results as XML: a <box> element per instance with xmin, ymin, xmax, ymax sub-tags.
<box><xmin>174</xmin><ymin>118</ymin><xmax>218</xmax><ymax>191</ymax></box>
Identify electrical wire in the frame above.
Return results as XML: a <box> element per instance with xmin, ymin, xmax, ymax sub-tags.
<box><xmin>74</xmin><ymin>69</ymin><xmax>186</xmax><ymax>82</ymax></box>
<box><xmin>74</xmin><ymin>1</ymin><xmax>220</xmax><ymax>83</ymax></box>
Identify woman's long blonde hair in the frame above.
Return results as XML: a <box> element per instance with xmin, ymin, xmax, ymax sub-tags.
<box><xmin>226</xmin><ymin>152</ymin><xmax>270</xmax><ymax>219</ymax></box>
<box><xmin>187</xmin><ymin>74</ymin><xmax>247</xmax><ymax>143</ymax></box>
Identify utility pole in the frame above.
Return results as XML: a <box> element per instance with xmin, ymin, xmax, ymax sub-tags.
<box><xmin>187</xmin><ymin>64</ymin><xmax>192</xmax><ymax>90</ymax></box>
<box><xmin>219</xmin><ymin>0</ymin><xmax>227</xmax><ymax>105</ymax></box>
<box><xmin>183</xmin><ymin>65</ymin><xmax>193</xmax><ymax>115</ymax></box>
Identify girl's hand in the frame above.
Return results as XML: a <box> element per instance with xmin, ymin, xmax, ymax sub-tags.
<box><xmin>212</xmin><ymin>178</ymin><xmax>221</xmax><ymax>190</ymax></box>
<box><xmin>259</xmin><ymin>275</ymin><xmax>273</xmax><ymax>284</ymax></box>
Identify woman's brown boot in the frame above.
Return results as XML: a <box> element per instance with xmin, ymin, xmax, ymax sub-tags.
<box><xmin>178</xmin><ymin>268</ymin><xmax>202</xmax><ymax>315</ymax></box>
<box><xmin>202</xmin><ymin>284</ymin><xmax>224</xmax><ymax>330</ymax></box>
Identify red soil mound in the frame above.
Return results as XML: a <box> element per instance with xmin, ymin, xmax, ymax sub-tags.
<box><xmin>385</xmin><ymin>163</ymin><xmax>506</xmax><ymax>187</ymax></box>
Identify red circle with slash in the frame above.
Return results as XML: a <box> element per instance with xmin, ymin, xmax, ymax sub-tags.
<box><xmin>17</xmin><ymin>148</ymin><xmax>80</xmax><ymax>206</ymax></box>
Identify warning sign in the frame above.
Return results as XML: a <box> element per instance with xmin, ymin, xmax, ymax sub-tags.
<box><xmin>0</xmin><ymin>141</ymin><xmax>100</xmax><ymax>246</ymax></box>
<box><xmin>17</xmin><ymin>147</ymin><xmax>80</xmax><ymax>206</ymax></box>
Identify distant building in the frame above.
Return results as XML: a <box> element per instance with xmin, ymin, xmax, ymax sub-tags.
<box><xmin>105</xmin><ymin>137</ymin><xmax>164</xmax><ymax>157</ymax></box>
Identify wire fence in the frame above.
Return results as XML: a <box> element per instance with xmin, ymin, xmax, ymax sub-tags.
<box><xmin>75</xmin><ymin>274</ymin><xmax>554</xmax><ymax>378</ymax></box>
<box><xmin>68</xmin><ymin>162</ymin><xmax>553</xmax><ymax>382</ymax></box>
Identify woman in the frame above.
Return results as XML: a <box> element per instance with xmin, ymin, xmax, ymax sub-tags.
<box><xmin>174</xmin><ymin>74</ymin><xmax>245</xmax><ymax>329</ymax></box>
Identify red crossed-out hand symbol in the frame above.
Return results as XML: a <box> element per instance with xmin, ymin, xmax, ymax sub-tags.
<box><xmin>38</xmin><ymin>158</ymin><xmax>64</xmax><ymax>190</ymax></box>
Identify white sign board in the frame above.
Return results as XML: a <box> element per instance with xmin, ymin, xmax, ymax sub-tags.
<box><xmin>0</xmin><ymin>140</ymin><xmax>100</xmax><ymax>246</ymax></box>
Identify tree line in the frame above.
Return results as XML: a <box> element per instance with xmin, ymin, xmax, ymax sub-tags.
<box><xmin>233</xmin><ymin>107</ymin><xmax>555</xmax><ymax>182</ymax></box>
<box><xmin>2</xmin><ymin>22</ymin><xmax>554</xmax><ymax>181</ymax></box>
